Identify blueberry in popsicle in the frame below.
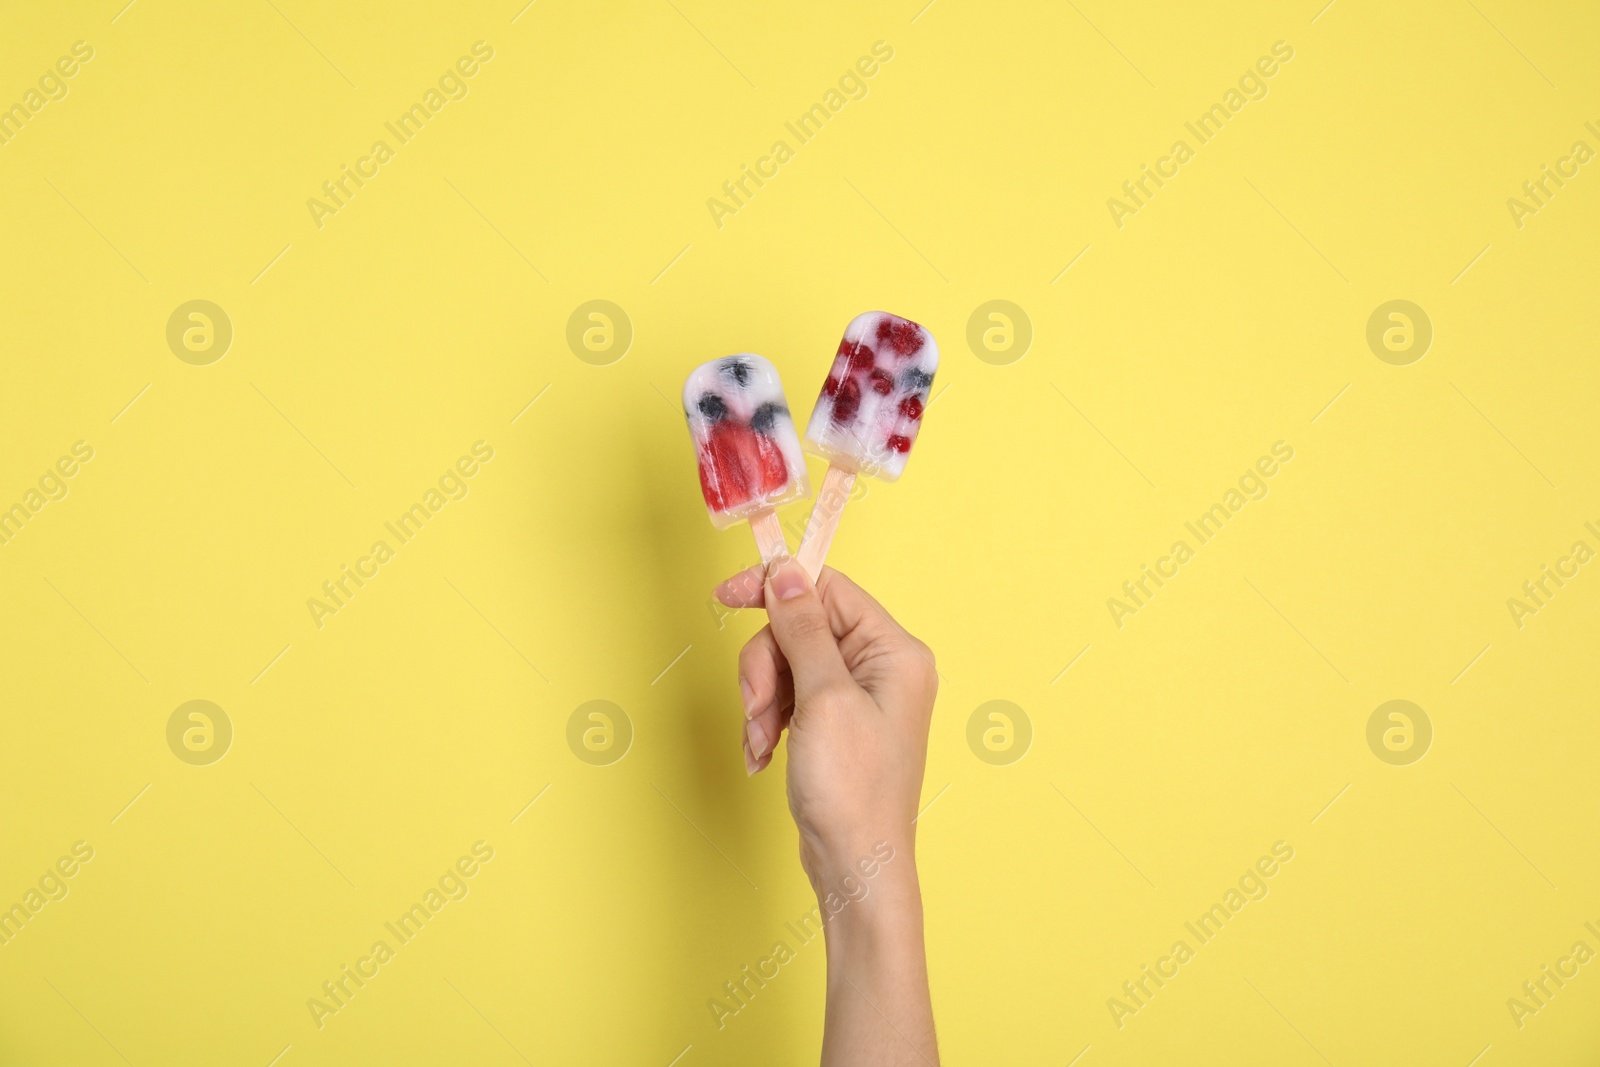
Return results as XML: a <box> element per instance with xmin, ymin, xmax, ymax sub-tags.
<box><xmin>796</xmin><ymin>311</ymin><xmax>938</xmax><ymax>579</ymax></box>
<box><xmin>683</xmin><ymin>354</ymin><xmax>810</xmax><ymax>564</ymax></box>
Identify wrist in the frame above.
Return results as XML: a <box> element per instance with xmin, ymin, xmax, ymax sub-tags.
<box><xmin>818</xmin><ymin>860</ymin><xmax>928</xmax><ymax>1003</ymax></box>
<box><xmin>803</xmin><ymin>838</ymin><xmax>919</xmax><ymax>937</ymax></box>
<box><xmin>802</xmin><ymin>833</ymin><xmax>913</xmax><ymax>896</ymax></box>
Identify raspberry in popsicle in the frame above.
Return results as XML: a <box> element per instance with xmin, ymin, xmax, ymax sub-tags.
<box><xmin>805</xmin><ymin>311</ymin><xmax>938</xmax><ymax>481</ymax></box>
<box><xmin>796</xmin><ymin>311</ymin><xmax>938</xmax><ymax>579</ymax></box>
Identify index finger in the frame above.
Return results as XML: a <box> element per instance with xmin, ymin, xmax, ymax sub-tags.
<box><xmin>715</xmin><ymin>565</ymin><xmax>911</xmax><ymax>651</ymax></box>
<box><xmin>714</xmin><ymin>564</ymin><xmax>768</xmax><ymax>608</ymax></box>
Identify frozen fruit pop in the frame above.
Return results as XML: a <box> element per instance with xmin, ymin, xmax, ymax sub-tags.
<box><xmin>683</xmin><ymin>354</ymin><xmax>809</xmax><ymax>564</ymax></box>
<box><xmin>797</xmin><ymin>311</ymin><xmax>938</xmax><ymax>579</ymax></box>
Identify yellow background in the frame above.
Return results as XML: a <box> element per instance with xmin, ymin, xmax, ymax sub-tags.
<box><xmin>2</xmin><ymin>0</ymin><xmax>1597</xmax><ymax>1063</ymax></box>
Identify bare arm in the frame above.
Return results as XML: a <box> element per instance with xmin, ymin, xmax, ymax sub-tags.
<box><xmin>815</xmin><ymin>853</ymin><xmax>935</xmax><ymax>1065</ymax></box>
<box><xmin>716</xmin><ymin>559</ymin><xmax>939</xmax><ymax>1065</ymax></box>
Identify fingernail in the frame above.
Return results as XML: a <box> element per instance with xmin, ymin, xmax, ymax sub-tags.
<box><xmin>766</xmin><ymin>557</ymin><xmax>808</xmax><ymax>601</ymax></box>
<box><xmin>739</xmin><ymin>676</ymin><xmax>756</xmax><ymax>719</ymax></box>
<box><xmin>745</xmin><ymin>718</ymin><xmax>769</xmax><ymax>762</ymax></box>
<box><xmin>743</xmin><ymin>738</ymin><xmax>758</xmax><ymax>776</ymax></box>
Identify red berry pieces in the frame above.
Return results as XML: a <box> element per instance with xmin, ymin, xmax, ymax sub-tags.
<box><xmin>699</xmin><ymin>421</ymin><xmax>756</xmax><ymax>511</ymax></box>
<box><xmin>831</xmin><ymin>376</ymin><xmax>862</xmax><ymax>425</ymax></box>
<box><xmin>697</xmin><ymin>461</ymin><xmax>721</xmax><ymax>509</ymax></box>
<box><xmin>886</xmin><ymin>434</ymin><xmax>912</xmax><ymax>453</ymax></box>
<box><xmin>899</xmin><ymin>395</ymin><xmax>924</xmax><ymax>420</ymax></box>
<box><xmin>876</xmin><ymin>316</ymin><xmax>925</xmax><ymax>358</ymax></box>
<box><xmin>869</xmin><ymin>369</ymin><xmax>893</xmax><ymax>395</ymax></box>
<box><xmin>823</xmin><ymin>375</ymin><xmax>841</xmax><ymax>397</ymax></box>
<box><xmin>753</xmin><ymin>432</ymin><xmax>790</xmax><ymax>493</ymax></box>
<box><xmin>699</xmin><ymin>419</ymin><xmax>793</xmax><ymax>511</ymax></box>
<box><xmin>841</xmin><ymin>341</ymin><xmax>876</xmax><ymax>375</ymax></box>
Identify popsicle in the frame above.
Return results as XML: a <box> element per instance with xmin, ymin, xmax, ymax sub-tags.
<box><xmin>683</xmin><ymin>354</ymin><xmax>810</xmax><ymax>564</ymax></box>
<box><xmin>797</xmin><ymin>311</ymin><xmax>938</xmax><ymax>579</ymax></box>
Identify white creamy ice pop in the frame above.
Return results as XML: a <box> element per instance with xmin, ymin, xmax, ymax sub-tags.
<box><xmin>797</xmin><ymin>312</ymin><xmax>938</xmax><ymax>579</ymax></box>
<box><xmin>682</xmin><ymin>354</ymin><xmax>808</xmax><ymax>563</ymax></box>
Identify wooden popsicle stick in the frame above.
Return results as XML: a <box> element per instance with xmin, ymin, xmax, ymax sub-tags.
<box><xmin>796</xmin><ymin>465</ymin><xmax>857</xmax><ymax>581</ymax></box>
<box><xmin>748</xmin><ymin>507</ymin><xmax>790</xmax><ymax>566</ymax></box>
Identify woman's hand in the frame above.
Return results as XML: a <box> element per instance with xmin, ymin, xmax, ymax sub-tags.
<box><xmin>715</xmin><ymin>558</ymin><xmax>940</xmax><ymax>1065</ymax></box>
<box><xmin>715</xmin><ymin>559</ymin><xmax>937</xmax><ymax>880</ymax></box>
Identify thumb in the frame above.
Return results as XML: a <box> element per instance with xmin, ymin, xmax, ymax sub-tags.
<box><xmin>762</xmin><ymin>556</ymin><xmax>852</xmax><ymax>698</ymax></box>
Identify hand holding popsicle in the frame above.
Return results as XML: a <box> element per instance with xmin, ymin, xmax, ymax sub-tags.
<box><xmin>796</xmin><ymin>312</ymin><xmax>938</xmax><ymax>580</ymax></box>
<box><xmin>688</xmin><ymin>334</ymin><xmax>941</xmax><ymax>1063</ymax></box>
<box><xmin>682</xmin><ymin>355</ymin><xmax>809</xmax><ymax>564</ymax></box>
<box><xmin>714</xmin><ymin>559</ymin><xmax>940</xmax><ymax>1064</ymax></box>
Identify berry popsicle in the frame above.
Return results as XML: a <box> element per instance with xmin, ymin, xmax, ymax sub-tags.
<box><xmin>796</xmin><ymin>311</ymin><xmax>938</xmax><ymax>579</ymax></box>
<box><xmin>683</xmin><ymin>354</ymin><xmax>809</xmax><ymax>564</ymax></box>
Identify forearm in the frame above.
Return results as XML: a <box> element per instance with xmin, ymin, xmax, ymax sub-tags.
<box><xmin>815</xmin><ymin>852</ymin><xmax>938</xmax><ymax>1066</ymax></box>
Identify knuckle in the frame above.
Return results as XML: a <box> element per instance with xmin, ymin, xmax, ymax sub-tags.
<box><xmin>784</xmin><ymin>608</ymin><xmax>833</xmax><ymax>645</ymax></box>
<box><xmin>737</xmin><ymin>637</ymin><xmax>765</xmax><ymax>669</ymax></box>
<box><xmin>909</xmin><ymin>643</ymin><xmax>939</xmax><ymax>696</ymax></box>
<box><xmin>901</xmin><ymin>633</ymin><xmax>937</xmax><ymax>675</ymax></box>
<box><xmin>736</xmin><ymin>650</ymin><xmax>762</xmax><ymax>684</ymax></box>
<box><xmin>737</xmin><ymin>634</ymin><xmax>777</xmax><ymax>682</ymax></box>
